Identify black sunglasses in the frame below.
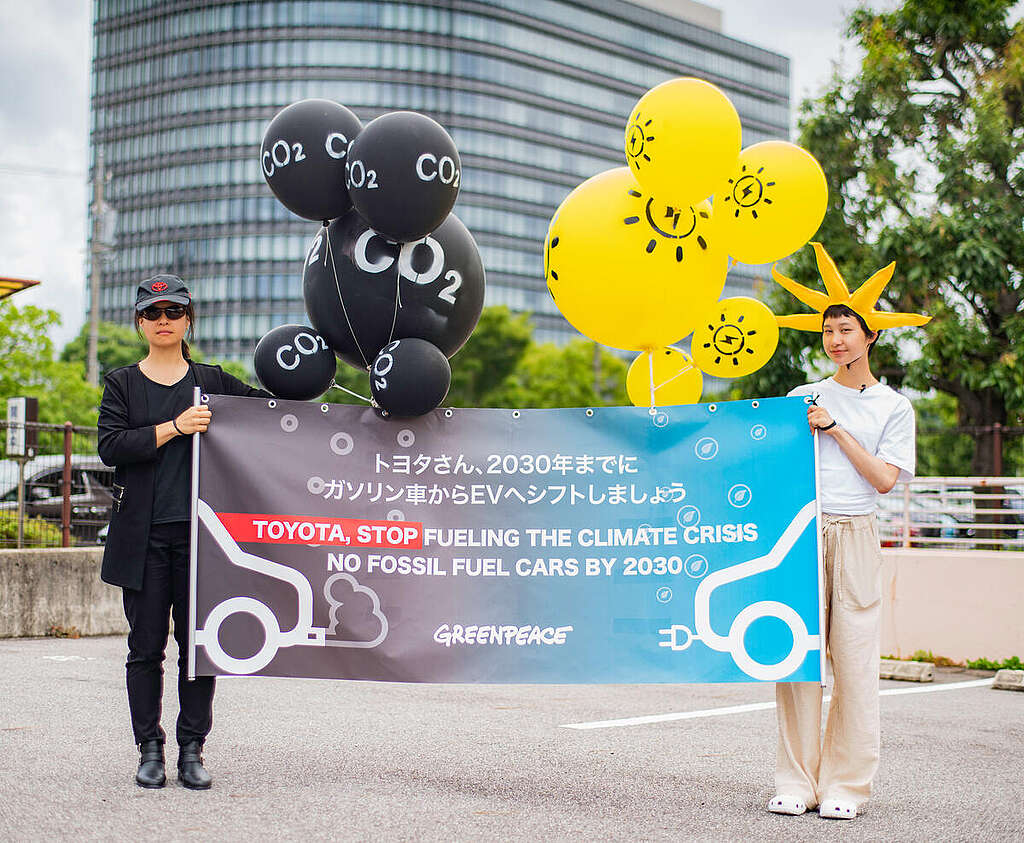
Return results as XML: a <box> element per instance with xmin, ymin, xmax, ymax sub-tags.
<box><xmin>140</xmin><ymin>304</ymin><xmax>188</xmax><ymax>321</ymax></box>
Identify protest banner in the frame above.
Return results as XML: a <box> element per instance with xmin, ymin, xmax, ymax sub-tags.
<box><xmin>189</xmin><ymin>397</ymin><xmax>822</xmax><ymax>684</ymax></box>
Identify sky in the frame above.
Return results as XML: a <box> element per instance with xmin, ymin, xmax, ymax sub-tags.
<box><xmin>0</xmin><ymin>0</ymin><xmax>869</xmax><ymax>350</ymax></box>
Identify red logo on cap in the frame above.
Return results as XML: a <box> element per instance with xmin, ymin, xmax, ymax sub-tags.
<box><xmin>151</xmin><ymin>281</ymin><xmax>169</xmax><ymax>292</ymax></box>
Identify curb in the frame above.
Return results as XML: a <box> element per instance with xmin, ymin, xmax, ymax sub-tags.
<box><xmin>992</xmin><ymin>669</ymin><xmax>1024</xmax><ymax>691</ymax></box>
<box><xmin>879</xmin><ymin>659</ymin><xmax>934</xmax><ymax>682</ymax></box>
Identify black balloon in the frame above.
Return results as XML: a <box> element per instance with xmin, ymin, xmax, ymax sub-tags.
<box><xmin>261</xmin><ymin>99</ymin><xmax>362</xmax><ymax>222</ymax></box>
<box><xmin>370</xmin><ymin>339</ymin><xmax>451</xmax><ymax>417</ymax></box>
<box><xmin>302</xmin><ymin>209</ymin><xmax>485</xmax><ymax>370</ymax></box>
<box><xmin>345</xmin><ymin>111</ymin><xmax>460</xmax><ymax>242</ymax></box>
<box><xmin>254</xmin><ymin>324</ymin><xmax>337</xmax><ymax>400</ymax></box>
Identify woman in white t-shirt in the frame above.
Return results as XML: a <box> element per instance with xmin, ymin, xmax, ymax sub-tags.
<box><xmin>767</xmin><ymin>303</ymin><xmax>916</xmax><ymax>821</ymax></box>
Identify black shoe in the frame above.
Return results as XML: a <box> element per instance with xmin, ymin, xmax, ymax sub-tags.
<box><xmin>177</xmin><ymin>740</ymin><xmax>212</xmax><ymax>790</ymax></box>
<box><xmin>135</xmin><ymin>740</ymin><xmax>166</xmax><ymax>788</ymax></box>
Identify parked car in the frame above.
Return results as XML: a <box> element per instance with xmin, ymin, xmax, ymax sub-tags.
<box><xmin>877</xmin><ymin>493</ymin><xmax>963</xmax><ymax>548</ymax></box>
<box><xmin>877</xmin><ymin>483</ymin><xmax>1024</xmax><ymax>548</ymax></box>
<box><xmin>0</xmin><ymin>455</ymin><xmax>115</xmax><ymax>543</ymax></box>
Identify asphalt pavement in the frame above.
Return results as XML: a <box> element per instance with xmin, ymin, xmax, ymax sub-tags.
<box><xmin>0</xmin><ymin>635</ymin><xmax>1020</xmax><ymax>841</ymax></box>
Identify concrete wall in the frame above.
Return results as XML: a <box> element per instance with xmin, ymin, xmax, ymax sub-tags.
<box><xmin>0</xmin><ymin>548</ymin><xmax>127</xmax><ymax>638</ymax></box>
<box><xmin>881</xmin><ymin>549</ymin><xmax>1024</xmax><ymax>662</ymax></box>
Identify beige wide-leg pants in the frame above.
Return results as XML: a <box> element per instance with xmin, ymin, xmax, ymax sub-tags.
<box><xmin>774</xmin><ymin>513</ymin><xmax>883</xmax><ymax>809</ymax></box>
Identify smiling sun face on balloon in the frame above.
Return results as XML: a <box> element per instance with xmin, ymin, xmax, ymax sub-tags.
<box><xmin>543</xmin><ymin>168</ymin><xmax>728</xmax><ymax>352</ymax></box>
<box><xmin>545</xmin><ymin>183</ymin><xmax>715</xmax><ymax>289</ymax></box>
<box><xmin>622</xmin><ymin>187</ymin><xmax>711</xmax><ymax>263</ymax></box>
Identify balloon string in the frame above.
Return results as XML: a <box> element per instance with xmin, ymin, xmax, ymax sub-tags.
<box><xmin>329</xmin><ymin>381</ymin><xmax>372</xmax><ymax>403</ymax></box>
<box><xmin>386</xmin><ymin>246</ymin><xmax>403</xmax><ymax>347</ymax></box>
<box><xmin>647</xmin><ymin>350</ymin><xmax>657</xmax><ymax>414</ymax></box>
<box><xmin>654</xmin><ymin>363</ymin><xmax>695</xmax><ymax>391</ymax></box>
<box><xmin>324</xmin><ymin>222</ymin><xmax>370</xmax><ymax>369</ymax></box>
<box><xmin>657</xmin><ymin>345</ymin><xmax>696</xmax><ymax>389</ymax></box>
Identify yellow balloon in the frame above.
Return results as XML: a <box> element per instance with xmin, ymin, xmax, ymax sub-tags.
<box><xmin>545</xmin><ymin>168</ymin><xmax>728</xmax><ymax>351</ymax></box>
<box><xmin>691</xmin><ymin>297</ymin><xmax>779</xmax><ymax>378</ymax></box>
<box><xmin>626</xmin><ymin>348</ymin><xmax>703</xmax><ymax>406</ymax></box>
<box><xmin>716</xmin><ymin>141</ymin><xmax>827</xmax><ymax>265</ymax></box>
<box><xmin>625</xmin><ymin>78</ymin><xmax>741</xmax><ymax>207</ymax></box>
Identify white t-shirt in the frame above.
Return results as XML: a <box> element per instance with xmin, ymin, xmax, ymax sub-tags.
<box><xmin>787</xmin><ymin>378</ymin><xmax>916</xmax><ymax>515</ymax></box>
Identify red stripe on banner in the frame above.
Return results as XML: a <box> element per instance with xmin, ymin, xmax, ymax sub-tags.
<box><xmin>215</xmin><ymin>512</ymin><xmax>423</xmax><ymax>549</ymax></box>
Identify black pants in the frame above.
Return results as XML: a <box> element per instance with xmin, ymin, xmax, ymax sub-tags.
<box><xmin>122</xmin><ymin>521</ymin><xmax>214</xmax><ymax>746</ymax></box>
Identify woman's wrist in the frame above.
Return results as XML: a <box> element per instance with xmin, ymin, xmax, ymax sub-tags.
<box><xmin>171</xmin><ymin>417</ymin><xmax>185</xmax><ymax>436</ymax></box>
<box><xmin>818</xmin><ymin>420</ymin><xmax>838</xmax><ymax>432</ymax></box>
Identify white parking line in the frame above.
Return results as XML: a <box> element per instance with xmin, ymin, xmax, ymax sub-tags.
<box><xmin>878</xmin><ymin>677</ymin><xmax>994</xmax><ymax>697</ymax></box>
<box><xmin>560</xmin><ymin>677</ymin><xmax>995</xmax><ymax>730</ymax></box>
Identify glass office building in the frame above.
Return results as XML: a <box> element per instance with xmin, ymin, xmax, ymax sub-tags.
<box><xmin>90</xmin><ymin>0</ymin><xmax>789</xmax><ymax>362</ymax></box>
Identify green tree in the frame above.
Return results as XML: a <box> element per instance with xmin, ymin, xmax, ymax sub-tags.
<box><xmin>445</xmin><ymin>308</ymin><xmax>626</xmax><ymax>408</ymax></box>
<box><xmin>59</xmin><ymin>321</ymin><xmax>148</xmax><ymax>380</ymax></box>
<box><xmin>760</xmin><ymin>0</ymin><xmax>1024</xmax><ymax>475</ymax></box>
<box><xmin>448</xmin><ymin>306</ymin><xmax>534</xmax><ymax>406</ymax></box>
<box><xmin>318</xmin><ymin>306</ymin><xmax>628</xmax><ymax>410</ymax></box>
<box><xmin>497</xmin><ymin>340</ymin><xmax>627</xmax><ymax>408</ymax></box>
<box><xmin>914</xmin><ymin>392</ymin><xmax>977</xmax><ymax>475</ymax></box>
<box><xmin>60</xmin><ymin>319</ymin><xmax>256</xmax><ymax>386</ymax></box>
<box><xmin>0</xmin><ymin>302</ymin><xmax>101</xmax><ymax>428</ymax></box>
<box><xmin>186</xmin><ymin>347</ymin><xmax>252</xmax><ymax>383</ymax></box>
<box><xmin>319</xmin><ymin>306</ymin><xmax>535</xmax><ymax>408</ymax></box>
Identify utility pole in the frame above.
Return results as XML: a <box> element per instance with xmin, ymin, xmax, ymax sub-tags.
<box><xmin>87</xmin><ymin>149</ymin><xmax>105</xmax><ymax>387</ymax></box>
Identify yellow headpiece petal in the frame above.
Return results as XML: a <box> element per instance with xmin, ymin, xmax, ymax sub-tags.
<box><xmin>864</xmin><ymin>312</ymin><xmax>932</xmax><ymax>330</ymax></box>
<box><xmin>848</xmin><ymin>261</ymin><xmax>895</xmax><ymax>314</ymax></box>
<box><xmin>773</xmin><ymin>243</ymin><xmax>931</xmax><ymax>332</ymax></box>
<box><xmin>770</xmin><ymin>264</ymin><xmax>831</xmax><ymax>311</ymax></box>
<box><xmin>810</xmin><ymin>242</ymin><xmax>851</xmax><ymax>301</ymax></box>
<box><xmin>776</xmin><ymin>313</ymin><xmax>826</xmax><ymax>331</ymax></box>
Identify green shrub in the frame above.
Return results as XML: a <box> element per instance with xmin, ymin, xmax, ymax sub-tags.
<box><xmin>966</xmin><ymin>655</ymin><xmax>1023</xmax><ymax>671</ymax></box>
<box><xmin>909</xmin><ymin>649</ymin><xmax>961</xmax><ymax>667</ymax></box>
<box><xmin>0</xmin><ymin>513</ymin><xmax>64</xmax><ymax>547</ymax></box>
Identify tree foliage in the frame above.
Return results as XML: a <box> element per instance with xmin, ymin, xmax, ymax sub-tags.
<box><xmin>321</xmin><ymin>306</ymin><xmax>628</xmax><ymax>409</ymax></box>
<box><xmin>60</xmin><ymin>319</ymin><xmax>254</xmax><ymax>385</ymax></box>
<box><xmin>497</xmin><ymin>340</ymin><xmax>627</xmax><ymax>408</ymax></box>
<box><xmin>0</xmin><ymin>302</ymin><xmax>102</xmax><ymax>427</ymax></box>
<box><xmin>60</xmin><ymin>321</ymin><xmax>148</xmax><ymax>380</ymax></box>
<box><xmin>744</xmin><ymin>0</ymin><xmax>1024</xmax><ymax>474</ymax></box>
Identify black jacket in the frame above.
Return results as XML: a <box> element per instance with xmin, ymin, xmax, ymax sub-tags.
<box><xmin>98</xmin><ymin>361</ymin><xmax>270</xmax><ymax>589</ymax></box>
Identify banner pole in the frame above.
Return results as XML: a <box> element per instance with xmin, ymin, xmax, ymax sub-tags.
<box><xmin>187</xmin><ymin>386</ymin><xmax>201</xmax><ymax>682</ymax></box>
<box><xmin>813</xmin><ymin>428</ymin><xmax>826</xmax><ymax>688</ymax></box>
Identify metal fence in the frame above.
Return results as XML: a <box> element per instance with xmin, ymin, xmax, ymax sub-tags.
<box><xmin>877</xmin><ymin>477</ymin><xmax>1024</xmax><ymax>550</ymax></box>
<box><xmin>0</xmin><ymin>421</ymin><xmax>107</xmax><ymax>548</ymax></box>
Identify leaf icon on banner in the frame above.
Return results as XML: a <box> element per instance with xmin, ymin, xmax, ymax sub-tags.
<box><xmin>699</xmin><ymin>440</ymin><xmax>716</xmax><ymax>457</ymax></box>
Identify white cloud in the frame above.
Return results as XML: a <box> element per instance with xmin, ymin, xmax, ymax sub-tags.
<box><xmin>0</xmin><ymin>0</ymin><xmax>91</xmax><ymax>349</ymax></box>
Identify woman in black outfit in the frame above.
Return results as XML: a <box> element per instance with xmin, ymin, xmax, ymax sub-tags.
<box><xmin>98</xmin><ymin>275</ymin><xmax>269</xmax><ymax>789</ymax></box>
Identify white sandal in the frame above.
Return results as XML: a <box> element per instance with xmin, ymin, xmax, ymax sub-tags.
<box><xmin>819</xmin><ymin>797</ymin><xmax>857</xmax><ymax>819</ymax></box>
<box><xmin>767</xmin><ymin>794</ymin><xmax>807</xmax><ymax>815</ymax></box>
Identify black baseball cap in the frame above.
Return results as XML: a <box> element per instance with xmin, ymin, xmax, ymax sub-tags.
<box><xmin>135</xmin><ymin>274</ymin><xmax>191</xmax><ymax>311</ymax></box>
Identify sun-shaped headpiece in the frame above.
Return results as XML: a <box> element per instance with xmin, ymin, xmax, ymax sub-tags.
<box><xmin>771</xmin><ymin>242</ymin><xmax>931</xmax><ymax>332</ymax></box>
